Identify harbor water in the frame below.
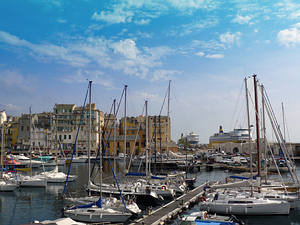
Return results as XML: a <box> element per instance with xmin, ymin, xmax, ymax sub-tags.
<box><xmin>0</xmin><ymin>160</ymin><xmax>300</xmax><ymax>225</ymax></box>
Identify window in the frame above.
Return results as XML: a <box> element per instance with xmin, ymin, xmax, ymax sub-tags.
<box><xmin>59</xmin><ymin>135</ymin><xmax>62</xmax><ymax>141</ymax></box>
<box><xmin>21</xmin><ymin>126</ymin><xmax>24</xmax><ymax>131</ymax></box>
<box><xmin>69</xmin><ymin>135</ymin><xmax>71</xmax><ymax>139</ymax></box>
<box><xmin>64</xmin><ymin>135</ymin><xmax>67</xmax><ymax>139</ymax></box>
<box><xmin>126</xmin><ymin>142</ymin><xmax>130</xmax><ymax>148</ymax></box>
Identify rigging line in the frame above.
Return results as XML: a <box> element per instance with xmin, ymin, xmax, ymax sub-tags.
<box><xmin>91</xmin><ymin>100</ymin><xmax>115</xmax><ymax>178</ymax></box>
<box><xmin>230</xmin><ymin>80</ymin><xmax>245</xmax><ymax>130</ymax></box>
<box><xmin>159</xmin><ymin>86</ymin><xmax>169</xmax><ymax>116</ymax></box>
<box><xmin>264</xmin><ymin>135</ymin><xmax>288</xmax><ymax>194</ymax></box>
<box><xmin>101</xmin><ymin>86</ymin><xmax>125</xmax><ymax>157</ymax></box>
<box><xmin>98</xmin><ymin>87</ymin><xmax>129</xmax><ymax>208</ymax></box>
<box><xmin>284</xmin><ymin>112</ymin><xmax>295</xmax><ymax>163</ymax></box>
<box><xmin>93</xmin><ymin>88</ymin><xmax>125</xmax><ymax>177</ymax></box>
<box><xmin>62</xmin><ymin>82</ymin><xmax>89</xmax><ymax>196</ymax></box>
<box><xmin>263</xmin><ymin>90</ymin><xmax>299</xmax><ymax>184</ymax></box>
<box><xmin>127</xmin><ymin>102</ymin><xmax>145</xmax><ymax>172</ymax></box>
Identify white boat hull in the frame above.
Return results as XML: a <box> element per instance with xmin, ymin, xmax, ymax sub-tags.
<box><xmin>64</xmin><ymin>208</ymin><xmax>132</xmax><ymax>223</ymax></box>
<box><xmin>201</xmin><ymin>199</ymin><xmax>290</xmax><ymax>215</ymax></box>
<box><xmin>17</xmin><ymin>176</ymin><xmax>47</xmax><ymax>187</ymax></box>
<box><xmin>0</xmin><ymin>180</ymin><xmax>17</xmax><ymax>191</ymax></box>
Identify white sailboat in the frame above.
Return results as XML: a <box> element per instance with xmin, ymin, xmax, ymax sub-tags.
<box><xmin>64</xmin><ymin>81</ymin><xmax>136</xmax><ymax>223</ymax></box>
<box><xmin>38</xmin><ymin>165</ymin><xmax>77</xmax><ymax>183</ymax></box>
<box><xmin>200</xmin><ymin>76</ymin><xmax>292</xmax><ymax>216</ymax></box>
<box><xmin>64</xmin><ymin>198</ymin><xmax>132</xmax><ymax>223</ymax></box>
<box><xmin>16</xmin><ymin>108</ymin><xmax>47</xmax><ymax>188</ymax></box>
<box><xmin>37</xmin><ymin>113</ymin><xmax>77</xmax><ymax>183</ymax></box>
<box><xmin>200</xmin><ymin>193</ymin><xmax>290</xmax><ymax>215</ymax></box>
<box><xmin>0</xmin><ymin>123</ymin><xmax>17</xmax><ymax>191</ymax></box>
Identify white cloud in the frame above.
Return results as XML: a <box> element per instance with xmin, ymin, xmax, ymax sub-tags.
<box><xmin>167</xmin><ymin>0</ymin><xmax>219</xmax><ymax>11</ymax></box>
<box><xmin>0</xmin><ymin>69</ymin><xmax>34</xmax><ymax>93</ymax></box>
<box><xmin>0</xmin><ymin>103</ymin><xmax>20</xmax><ymax>112</ymax></box>
<box><xmin>57</xmin><ymin>19</ymin><xmax>66</xmax><ymax>23</ymax></box>
<box><xmin>92</xmin><ymin>7</ymin><xmax>134</xmax><ymax>24</ymax></box>
<box><xmin>152</xmin><ymin>69</ymin><xmax>181</xmax><ymax>81</ymax></box>
<box><xmin>170</xmin><ymin>18</ymin><xmax>218</xmax><ymax>36</ymax></box>
<box><xmin>232</xmin><ymin>15</ymin><xmax>252</xmax><ymax>24</ymax></box>
<box><xmin>135</xmin><ymin>31</ymin><xmax>153</xmax><ymax>39</ymax></box>
<box><xmin>61</xmin><ymin>70</ymin><xmax>114</xmax><ymax>88</ymax></box>
<box><xmin>254</xmin><ymin>29</ymin><xmax>258</xmax><ymax>33</ymax></box>
<box><xmin>277</xmin><ymin>24</ymin><xmax>300</xmax><ymax>47</ymax></box>
<box><xmin>219</xmin><ymin>32</ymin><xmax>241</xmax><ymax>47</ymax></box>
<box><xmin>195</xmin><ymin>51</ymin><xmax>205</xmax><ymax>56</ymax></box>
<box><xmin>0</xmin><ymin>31</ymin><xmax>177</xmax><ymax>81</ymax></box>
<box><xmin>111</xmin><ymin>39</ymin><xmax>139</xmax><ymax>59</ymax></box>
<box><xmin>0</xmin><ymin>31</ymin><xmax>89</xmax><ymax>67</ymax></box>
<box><xmin>134</xmin><ymin>19</ymin><xmax>150</xmax><ymax>25</ymax></box>
<box><xmin>205</xmin><ymin>54</ymin><xmax>224</xmax><ymax>59</ymax></box>
<box><xmin>91</xmin><ymin>0</ymin><xmax>218</xmax><ymax>25</ymax></box>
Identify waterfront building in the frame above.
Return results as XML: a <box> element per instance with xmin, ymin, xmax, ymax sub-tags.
<box><xmin>16</xmin><ymin>112</ymin><xmax>52</xmax><ymax>152</ymax></box>
<box><xmin>105</xmin><ymin>115</ymin><xmax>174</xmax><ymax>156</ymax></box>
<box><xmin>148</xmin><ymin>115</ymin><xmax>171</xmax><ymax>153</ymax></box>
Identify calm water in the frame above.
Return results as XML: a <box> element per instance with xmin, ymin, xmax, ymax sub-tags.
<box><xmin>0</xmin><ymin>160</ymin><xmax>300</xmax><ymax>225</ymax></box>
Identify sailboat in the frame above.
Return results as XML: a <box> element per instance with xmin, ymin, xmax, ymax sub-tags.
<box><xmin>64</xmin><ymin>81</ymin><xmax>137</xmax><ymax>223</ymax></box>
<box><xmin>37</xmin><ymin>117</ymin><xmax>77</xmax><ymax>183</ymax></box>
<box><xmin>200</xmin><ymin>191</ymin><xmax>290</xmax><ymax>215</ymax></box>
<box><xmin>200</xmin><ymin>75</ymin><xmax>292</xmax><ymax>215</ymax></box>
<box><xmin>16</xmin><ymin>108</ymin><xmax>47</xmax><ymax>187</ymax></box>
<box><xmin>0</xmin><ymin>124</ymin><xmax>17</xmax><ymax>191</ymax></box>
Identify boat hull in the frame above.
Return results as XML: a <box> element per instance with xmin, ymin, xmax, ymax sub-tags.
<box><xmin>201</xmin><ymin>200</ymin><xmax>290</xmax><ymax>215</ymax></box>
<box><xmin>64</xmin><ymin>209</ymin><xmax>131</xmax><ymax>223</ymax></box>
<box><xmin>0</xmin><ymin>181</ymin><xmax>17</xmax><ymax>191</ymax></box>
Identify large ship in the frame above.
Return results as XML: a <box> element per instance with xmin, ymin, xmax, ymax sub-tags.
<box><xmin>209</xmin><ymin>126</ymin><xmax>250</xmax><ymax>146</ymax></box>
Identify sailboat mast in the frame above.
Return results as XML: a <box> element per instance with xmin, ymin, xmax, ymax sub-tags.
<box><xmin>253</xmin><ymin>75</ymin><xmax>261</xmax><ymax>188</ymax></box>
<box><xmin>88</xmin><ymin>80</ymin><xmax>92</xmax><ymax>196</ymax></box>
<box><xmin>145</xmin><ymin>100</ymin><xmax>149</xmax><ymax>178</ymax></box>
<box><xmin>261</xmin><ymin>84</ymin><xmax>267</xmax><ymax>184</ymax></box>
<box><xmin>244</xmin><ymin>77</ymin><xmax>253</xmax><ymax>196</ymax></box>
<box><xmin>55</xmin><ymin>110</ymin><xmax>58</xmax><ymax>168</ymax></box>
<box><xmin>124</xmin><ymin>85</ymin><xmax>127</xmax><ymax>165</ymax></box>
<box><xmin>282</xmin><ymin>102</ymin><xmax>286</xmax><ymax>142</ymax></box>
<box><xmin>113</xmin><ymin>99</ymin><xmax>116</xmax><ymax>156</ymax></box>
<box><xmin>99</xmin><ymin>100</ymin><xmax>102</xmax><ymax>199</ymax></box>
<box><xmin>166</xmin><ymin>80</ymin><xmax>171</xmax><ymax>157</ymax></box>
<box><xmin>29</xmin><ymin>106</ymin><xmax>33</xmax><ymax>177</ymax></box>
<box><xmin>1</xmin><ymin>124</ymin><xmax>3</xmax><ymax>178</ymax></box>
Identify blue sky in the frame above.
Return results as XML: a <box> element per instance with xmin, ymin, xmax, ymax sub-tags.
<box><xmin>1</xmin><ymin>0</ymin><xmax>300</xmax><ymax>143</ymax></box>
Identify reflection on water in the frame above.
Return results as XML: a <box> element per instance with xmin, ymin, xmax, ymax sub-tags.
<box><xmin>0</xmin><ymin>160</ymin><xmax>299</xmax><ymax>225</ymax></box>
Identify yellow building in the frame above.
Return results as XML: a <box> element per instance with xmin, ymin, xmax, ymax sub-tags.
<box><xmin>104</xmin><ymin>115</ymin><xmax>173</xmax><ymax>156</ymax></box>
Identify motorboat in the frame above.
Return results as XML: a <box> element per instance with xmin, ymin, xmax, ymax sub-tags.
<box><xmin>179</xmin><ymin>211</ymin><xmax>243</xmax><ymax>225</ymax></box>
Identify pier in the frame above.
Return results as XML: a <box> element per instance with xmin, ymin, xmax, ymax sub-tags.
<box><xmin>131</xmin><ymin>182</ymin><xmax>211</xmax><ymax>225</ymax></box>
